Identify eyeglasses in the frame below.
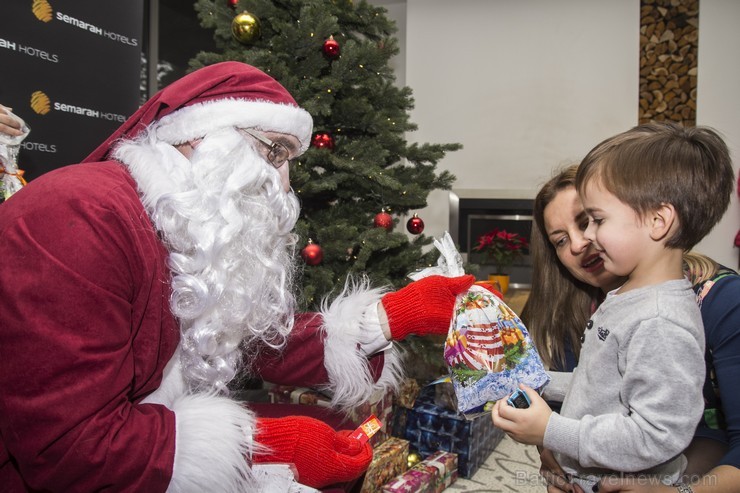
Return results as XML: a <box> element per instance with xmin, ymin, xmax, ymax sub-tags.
<box><xmin>239</xmin><ymin>128</ymin><xmax>291</xmax><ymax>169</ymax></box>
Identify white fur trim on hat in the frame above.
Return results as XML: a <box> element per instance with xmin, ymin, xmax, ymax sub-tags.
<box><xmin>155</xmin><ymin>98</ymin><xmax>313</xmax><ymax>152</ymax></box>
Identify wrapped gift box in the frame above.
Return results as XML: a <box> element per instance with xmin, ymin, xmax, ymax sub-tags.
<box><xmin>348</xmin><ymin>388</ymin><xmax>394</xmax><ymax>445</ymax></box>
<box><xmin>266</xmin><ymin>385</ymin><xmax>393</xmax><ymax>447</ymax></box>
<box><xmin>389</xmin><ymin>379</ymin><xmax>420</xmax><ymax>439</ymax></box>
<box><xmin>396</xmin><ymin>378</ymin><xmax>421</xmax><ymax>409</ymax></box>
<box><xmin>390</xmin><ymin>403</ymin><xmax>410</xmax><ymax>440</ymax></box>
<box><xmin>381</xmin><ymin>450</ymin><xmax>457</xmax><ymax>493</ymax></box>
<box><xmin>403</xmin><ymin>395</ymin><xmax>503</xmax><ymax>478</ymax></box>
<box><xmin>361</xmin><ymin>437</ymin><xmax>410</xmax><ymax>493</ymax></box>
<box><xmin>267</xmin><ymin>385</ymin><xmax>333</xmax><ymax>407</ymax></box>
<box><xmin>381</xmin><ymin>466</ymin><xmax>435</xmax><ymax>493</ymax></box>
<box><xmin>422</xmin><ymin>451</ymin><xmax>458</xmax><ymax>490</ymax></box>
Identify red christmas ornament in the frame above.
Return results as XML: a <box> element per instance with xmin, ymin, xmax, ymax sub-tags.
<box><xmin>227</xmin><ymin>0</ymin><xmax>238</xmax><ymax>8</ymax></box>
<box><xmin>406</xmin><ymin>213</ymin><xmax>425</xmax><ymax>235</ymax></box>
<box><xmin>311</xmin><ymin>132</ymin><xmax>335</xmax><ymax>151</ymax></box>
<box><xmin>301</xmin><ymin>240</ymin><xmax>323</xmax><ymax>266</ymax></box>
<box><xmin>374</xmin><ymin>210</ymin><xmax>393</xmax><ymax>231</ymax></box>
<box><xmin>322</xmin><ymin>35</ymin><xmax>340</xmax><ymax>59</ymax></box>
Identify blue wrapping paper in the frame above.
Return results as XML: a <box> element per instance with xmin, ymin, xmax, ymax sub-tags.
<box><xmin>403</xmin><ymin>392</ymin><xmax>503</xmax><ymax>478</ymax></box>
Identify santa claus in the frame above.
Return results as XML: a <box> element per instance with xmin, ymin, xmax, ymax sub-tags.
<box><xmin>0</xmin><ymin>62</ymin><xmax>474</xmax><ymax>492</ymax></box>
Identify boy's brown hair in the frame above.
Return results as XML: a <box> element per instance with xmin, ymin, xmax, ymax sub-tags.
<box><xmin>575</xmin><ymin>122</ymin><xmax>735</xmax><ymax>250</ymax></box>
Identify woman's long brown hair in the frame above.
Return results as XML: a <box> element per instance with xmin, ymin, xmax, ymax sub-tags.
<box><xmin>520</xmin><ymin>165</ymin><xmax>601</xmax><ymax>369</ymax></box>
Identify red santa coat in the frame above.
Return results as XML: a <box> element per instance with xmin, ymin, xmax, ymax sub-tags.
<box><xmin>0</xmin><ymin>162</ymin><xmax>395</xmax><ymax>492</ymax></box>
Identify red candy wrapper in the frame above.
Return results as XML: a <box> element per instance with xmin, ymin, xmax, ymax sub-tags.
<box><xmin>350</xmin><ymin>415</ymin><xmax>383</xmax><ymax>444</ymax></box>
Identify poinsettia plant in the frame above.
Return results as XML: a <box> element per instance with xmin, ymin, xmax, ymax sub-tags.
<box><xmin>473</xmin><ymin>228</ymin><xmax>528</xmax><ymax>274</ymax></box>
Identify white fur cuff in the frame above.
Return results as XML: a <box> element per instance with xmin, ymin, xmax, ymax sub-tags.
<box><xmin>319</xmin><ymin>278</ymin><xmax>405</xmax><ymax>410</ymax></box>
<box><xmin>167</xmin><ymin>393</ymin><xmax>257</xmax><ymax>492</ymax></box>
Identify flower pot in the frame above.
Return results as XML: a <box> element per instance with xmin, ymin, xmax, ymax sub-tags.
<box><xmin>488</xmin><ymin>274</ymin><xmax>510</xmax><ymax>295</ymax></box>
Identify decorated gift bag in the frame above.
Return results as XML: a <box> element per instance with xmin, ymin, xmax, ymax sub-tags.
<box><xmin>0</xmin><ymin>107</ymin><xmax>30</xmax><ymax>202</ymax></box>
<box><xmin>410</xmin><ymin>233</ymin><xmax>550</xmax><ymax>416</ymax></box>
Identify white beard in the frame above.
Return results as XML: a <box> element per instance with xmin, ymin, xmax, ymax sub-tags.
<box><xmin>113</xmin><ymin>127</ymin><xmax>301</xmax><ymax>393</ymax></box>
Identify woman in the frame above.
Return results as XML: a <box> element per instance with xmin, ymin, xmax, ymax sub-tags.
<box><xmin>522</xmin><ymin>165</ymin><xmax>740</xmax><ymax>493</ymax></box>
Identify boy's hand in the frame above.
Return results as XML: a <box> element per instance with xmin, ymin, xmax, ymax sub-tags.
<box><xmin>491</xmin><ymin>384</ymin><xmax>551</xmax><ymax>447</ymax></box>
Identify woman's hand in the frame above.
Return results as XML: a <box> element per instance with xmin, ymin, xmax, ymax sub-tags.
<box><xmin>0</xmin><ymin>105</ymin><xmax>24</xmax><ymax>137</ymax></box>
<box><xmin>538</xmin><ymin>447</ymin><xmax>582</xmax><ymax>493</ymax></box>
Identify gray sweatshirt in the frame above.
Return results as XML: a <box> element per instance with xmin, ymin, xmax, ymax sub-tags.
<box><xmin>543</xmin><ymin>279</ymin><xmax>705</xmax><ymax>487</ymax></box>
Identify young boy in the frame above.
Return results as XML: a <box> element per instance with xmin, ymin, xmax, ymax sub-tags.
<box><xmin>492</xmin><ymin>122</ymin><xmax>736</xmax><ymax>490</ymax></box>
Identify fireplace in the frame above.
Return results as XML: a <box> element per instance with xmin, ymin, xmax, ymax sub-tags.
<box><xmin>449</xmin><ymin>191</ymin><xmax>534</xmax><ymax>288</ymax></box>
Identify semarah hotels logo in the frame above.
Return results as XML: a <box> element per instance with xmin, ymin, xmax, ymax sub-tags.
<box><xmin>31</xmin><ymin>91</ymin><xmax>51</xmax><ymax>115</ymax></box>
<box><xmin>29</xmin><ymin>0</ymin><xmax>138</xmax><ymax>46</ymax></box>
<box><xmin>28</xmin><ymin>90</ymin><xmax>127</xmax><ymax>123</ymax></box>
<box><xmin>32</xmin><ymin>0</ymin><xmax>53</xmax><ymax>23</ymax></box>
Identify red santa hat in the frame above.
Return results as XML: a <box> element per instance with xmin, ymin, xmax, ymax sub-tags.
<box><xmin>83</xmin><ymin>61</ymin><xmax>313</xmax><ymax>163</ymax></box>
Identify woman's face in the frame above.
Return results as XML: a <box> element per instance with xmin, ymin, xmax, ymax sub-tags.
<box><xmin>543</xmin><ymin>186</ymin><xmax>623</xmax><ymax>292</ymax></box>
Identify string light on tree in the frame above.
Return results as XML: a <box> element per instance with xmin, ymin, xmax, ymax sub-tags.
<box><xmin>346</xmin><ymin>245</ymin><xmax>359</xmax><ymax>262</ymax></box>
<box><xmin>406</xmin><ymin>213</ymin><xmax>425</xmax><ymax>235</ymax></box>
<box><xmin>301</xmin><ymin>239</ymin><xmax>323</xmax><ymax>266</ymax></box>
<box><xmin>231</xmin><ymin>11</ymin><xmax>261</xmax><ymax>45</ymax></box>
<box><xmin>322</xmin><ymin>35</ymin><xmax>340</xmax><ymax>59</ymax></box>
<box><xmin>374</xmin><ymin>209</ymin><xmax>393</xmax><ymax>231</ymax></box>
<box><xmin>227</xmin><ymin>0</ymin><xmax>238</xmax><ymax>8</ymax></box>
<box><xmin>311</xmin><ymin>132</ymin><xmax>335</xmax><ymax>150</ymax></box>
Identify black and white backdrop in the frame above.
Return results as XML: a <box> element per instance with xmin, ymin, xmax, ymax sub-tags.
<box><xmin>0</xmin><ymin>0</ymin><xmax>143</xmax><ymax>180</ymax></box>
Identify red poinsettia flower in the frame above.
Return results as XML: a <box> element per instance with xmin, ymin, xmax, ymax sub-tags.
<box><xmin>472</xmin><ymin>228</ymin><xmax>528</xmax><ymax>274</ymax></box>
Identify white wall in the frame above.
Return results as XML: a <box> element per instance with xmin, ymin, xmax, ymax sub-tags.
<box><xmin>378</xmin><ymin>0</ymin><xmax>738</xmax><ymax>268</ymax></box>
<box><xmin>379</xmin><ymin>0</ymin><xmax>406</xmax><ymax>87</ymax></box>
<box><xmin>694</xmin><ymin>0</ymin><xmax>740</xmax><ymax>268</ymax></box>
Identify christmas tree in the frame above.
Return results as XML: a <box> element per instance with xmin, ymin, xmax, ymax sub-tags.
<box><xmin>190</xmin><ymin>0</ymin><xmax>461</xmax><ymax>316</ymax></box>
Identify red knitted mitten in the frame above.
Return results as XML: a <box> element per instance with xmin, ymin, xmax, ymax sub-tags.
<box><xmin>254</xmin><ymin>416</ymin><xmax>372</xmax><ymax>489</ymax></box>
<box><xmin>381</xmin><ymin>274</ymin><xmax>475</xmax><ymax>341</ymax></box>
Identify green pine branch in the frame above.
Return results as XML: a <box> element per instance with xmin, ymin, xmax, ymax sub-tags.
<box><xmin>192</xmin><ymin>0</ymin><xmax>462</xmax><ymax>312</ymax></box>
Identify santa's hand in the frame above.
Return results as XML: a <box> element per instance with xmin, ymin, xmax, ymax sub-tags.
<box><xmin>380</xmin><ymin>274</ymin><xmax>475</xmax><ymax>341</ymax></box>
<box><xmin>254</xmin><ymin>416</ymin><xmax>372</xmax><ymax>489</ymax></box>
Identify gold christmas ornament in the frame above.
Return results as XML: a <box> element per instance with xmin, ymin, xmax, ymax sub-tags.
<box><xmin>407</xmin><ymin>451</ymin><xmax>422</xmax><ymax>468</ymax></box>
<box><xmin>231</xmin><ymin>11</ymin><xmax>262</xmax><ymax>45</ymax></box>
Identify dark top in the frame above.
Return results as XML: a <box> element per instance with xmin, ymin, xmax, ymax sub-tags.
<box><xmin>692</xmin><ymin>268</ymin><xmax>740</xmax><ymax>468</ymax></box>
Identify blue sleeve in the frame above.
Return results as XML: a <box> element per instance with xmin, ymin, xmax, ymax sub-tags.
<box><xmin>701</xmin><ymin>273</ymin><xmax>740</xmax><ymax>468</ymax></box>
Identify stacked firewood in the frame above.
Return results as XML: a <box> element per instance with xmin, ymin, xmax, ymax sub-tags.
<box><xmin>639</xmin><ymin>0</ymin><xmax>699</xmax><ymax>126</ymax></box>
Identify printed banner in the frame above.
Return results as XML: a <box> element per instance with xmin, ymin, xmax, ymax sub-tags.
<box><xmin>0</xmin><ymin>0</ymin><xmax>143</xmax><ymax>180</ymax></box>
